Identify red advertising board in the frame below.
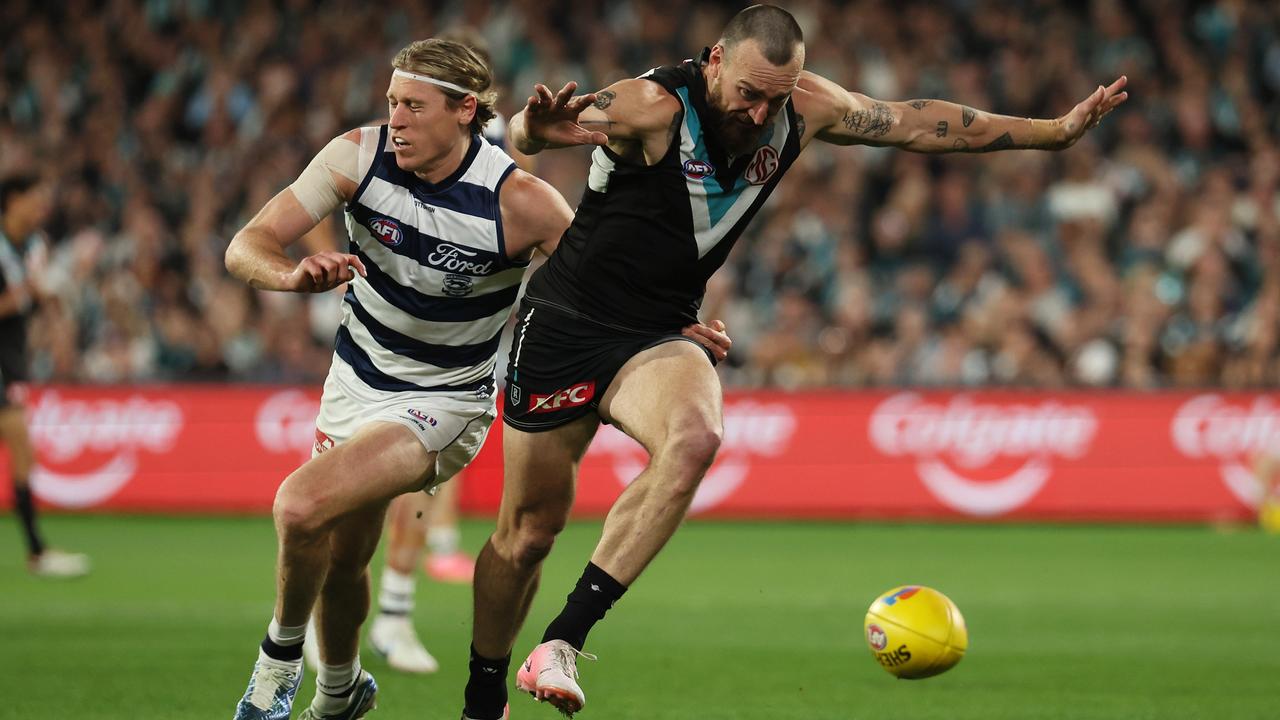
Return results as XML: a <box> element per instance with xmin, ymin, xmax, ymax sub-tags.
<box><xmin>0</xmin><ymin>386</ymin><xmax>1273</xmax><ymax>522</ymax></box>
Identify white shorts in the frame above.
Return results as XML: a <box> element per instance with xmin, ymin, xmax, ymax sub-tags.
<box><xmin>313</xmin><ymin>359</ymin><xmax>497</xmax><ymax>491</ymax></box>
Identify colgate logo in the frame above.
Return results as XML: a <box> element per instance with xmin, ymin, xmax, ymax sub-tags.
<box><xmin>256</xmin><ymin>390</ymin><xmax>322</xmax><ymax>459</ymax></box>
<box><xmin>1171</xmin><ymin>394</ymin><xmax>1280</xmax><ymax>508</ymax></box>
<box><xmin>869</xmin><ymin>393</ymin><xmax>1098</xmax><ymax>516</ymax></box>
<box><xmin>27</xmin><ymin>391</ymin><xmax>183</xmax><ymax>508</ymax></box>
<box><xmin>588</xmin><ymin>401</ymin><xmax>796</xmax><ymax>514</ymax></box>
<box><xmin>369</xmin><ymin>217</ymin><xmax>402</xmax><ymax>246</ymax></box>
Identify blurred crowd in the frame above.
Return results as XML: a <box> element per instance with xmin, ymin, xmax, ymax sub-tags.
<box><xmin>2</xmin><ymin>0</ymin><xmax>1278</xmax><ymax>389</ymax></box>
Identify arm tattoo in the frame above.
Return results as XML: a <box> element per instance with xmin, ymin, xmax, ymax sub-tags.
<box><xmin>961</xmin><ymin>106</ymin><xmax>976</xmax><ymax>128</ymax></box>
<box><xmin>908</xmin><ymin>100</ymin><xmax>933</xmax><ymax>111</ymax></box>
<box><xmin>795</xmin><ymin>113</ymin><xmax>806</xmax><ymax>139</ymax></box>
<box><xmin>593</xmin><ymin>90</ymin><xmax>616</xmax><ymax>110</ymax></box>
<box><xmin>975</xmin><ymin>132</ymin><xmax>1015</xmax><ymax>152</ymax></box>
<box><xmin>842</xmin><ymin>102</ymin><xmax>894</xmax><ymax>137</ymax></box>
<box><xmin>935</xmin><ymin>121</ymin><xmax>948</xmax><ymax>138</ymax></box>
<box><xmin>952</xmin><ymin>138</ymin><xmax>970</xmax><ymax>150</ymax></box>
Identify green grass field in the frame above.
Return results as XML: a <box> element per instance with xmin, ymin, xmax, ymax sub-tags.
<box><xmin>2</xmin><ymin>515</ymin><xmax>1277</xmax><ymax>720</ymax></box>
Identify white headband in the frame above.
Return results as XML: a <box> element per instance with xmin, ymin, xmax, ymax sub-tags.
<box><xmin>393</xmin><ymin>68</ymin><xmax>474</xmax><ymax>96</ymax></box>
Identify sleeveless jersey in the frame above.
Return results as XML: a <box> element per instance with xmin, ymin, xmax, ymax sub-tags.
<box><xmin>524</xmin><ymin>50</ymin><xmax>803</xmax><ymax>333</ymax></box>
<box><xmin>339</xmin><ymin>126</ymin><xmax>522</xmax><ymax>395</ymax></box>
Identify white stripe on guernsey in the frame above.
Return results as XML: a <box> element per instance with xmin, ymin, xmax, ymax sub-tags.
<box><xmin>359</xmin><ymin>175</ymin><xmax>501</xmax><ymax>251</ymax></box>
<box><xmin>392</xmin><ymin>68</ymin><xmax>475</xmax><ymax>96</ymax></box>
<box><xmin>349</xmin><ymin>279</ymin><xmax>511</xmax><ymax>346</ymax></box>
<box><xmin>341</xmin><ymin>302</ymin><xmax>496</xmax><ymax>387</ymax></box>
<box><xmin>457</xmin><ymin>140</ymin><xmax>513</xmax><ymax>190</ymax></box>
<box><xmin>685</xmin><ymin>106</ymin><xmax>792</xmax><ymax>260</ymax></box>
<box><xmin>351</xmin><ymin>227</ymin><xmax>524</xmax><ymax>299</ymax></box>
<box><xmin>587</xmin><ymin>147</ymin><xmax>616</xmax><ymax>193</ymax></box>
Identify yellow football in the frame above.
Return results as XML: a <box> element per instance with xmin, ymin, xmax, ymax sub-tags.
<box><xmin>864</xmin><ymin>585</ymin><xmax>968</xmax><ymax>679</ymax></box>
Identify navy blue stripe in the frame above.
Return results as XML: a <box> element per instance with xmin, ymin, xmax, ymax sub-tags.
<box><xmin>334</xmin><ymin>326</ymin><xmax>494</xmax><ymax>394</ymax></box>
<box><xmin>356</xmin><ymin>251</ymin><xmax>520</xmax><ymax>322</ymax></box>
<box><xmin>375</xmin><ymin>135</ymin><xmax>496</xmax><ymax>220</ymax></box>
<box><xmin>345</xmin><ymin>291</ymin><xmax>502</xmax><ymax>368</ymax></box>
<box><xmin>348</xmin><ymin>203</ymin><xmax>508</xmax><ymax>275</ymax></box>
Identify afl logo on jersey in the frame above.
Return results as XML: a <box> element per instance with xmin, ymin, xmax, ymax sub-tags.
<box><xmin>744</xmin><ymin>145</ymin><xmax>780</xmax><ymax>185</ymax></box>
<box><xmin>369</xmin><ymin>217</ymin><xmax>403</xmax><ymax>247</ymax></box>
<box><xmin>682</xmin><ymin>158</ymin><xmax>716</xmax><ymax>180</ymax></box>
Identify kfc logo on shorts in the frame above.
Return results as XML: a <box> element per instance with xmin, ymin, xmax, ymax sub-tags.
<box><xmin>1171</xmin><ymin>394</ymin><xmax>1280</xmax><ymax>508</ymax></box>
<box><xmin>529</xmin><ymin>382</ymin><xmax>595</xmax><ymax>413</ymax></box>
<box><xmin>682</xmin><ymin>158</ymin><xmax>716</xmax><ymax>180</ymax></box>
<box><xmin>869</xmin><ymin>393</ymin><xmax>1098</xmax><ymax>517</ymax></box>
<box><xmin>744</xmin><ymin>145</ymin><xmax>780</xmax><ymax>185</ymax></box>
<box><xmin>369</xmin><ymin>217</ymin><xmax>403</xmax><ymax>246</ymax></box>
<box><xmin>407</xmin><ymin>408</ymin><xmax>438</xmax><ymax>427</ymax></box>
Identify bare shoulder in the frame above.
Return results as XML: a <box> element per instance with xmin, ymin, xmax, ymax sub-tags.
<box><xmin>595</xmin><ymin>77</ymin><xmax>681</xmax><ymax>132</ymax></box>
<box><xmin>498</xmin><ymin>169</ymin><xmax>573</xmax><ymax>253</ymax></box>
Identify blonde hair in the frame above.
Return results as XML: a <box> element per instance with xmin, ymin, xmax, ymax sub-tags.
<box><xmin>393</xmin><ymin>39</ymin><xmax>497</xmax><ymax>135</ymax></box>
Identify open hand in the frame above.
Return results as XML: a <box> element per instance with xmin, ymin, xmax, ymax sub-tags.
<box><xmin>523</xmin><ymin>81</ymin><xmax>609</xmax><ymax>148</ymax></box>
<box><xmin>1055</xmin><ymin>76</ymin><xmax>1129</xmax><ymax>149</ymax></box>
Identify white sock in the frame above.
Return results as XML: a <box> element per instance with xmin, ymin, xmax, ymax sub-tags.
<box><xmin>263</xmin><ymin>617</ymin><xmax>306</xmax><ymax>662</ymax></box>
<box><xmin>378</xmin><ymin>568</ymin><xmax>416</xmax><ymax>616</ymax></box>
<box><xmin>313</xmin><ymin>657</ymin><xmax>362</xmax><ymax>712</ymax></box>
<box><xmin>427</xmin><ymin>526</ymin><xmax>461</xmax><ymax>555</ymax></box>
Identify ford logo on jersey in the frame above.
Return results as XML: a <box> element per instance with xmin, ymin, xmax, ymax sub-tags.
<box><xmin>682</xmin><ymin>158</ymin><xmax>716</xmax><ymax>180</ymax></box>
<box><xmin>369</xmin><ymin>217</ymin><xmax>403</xmax><ymax>246</ymax></box>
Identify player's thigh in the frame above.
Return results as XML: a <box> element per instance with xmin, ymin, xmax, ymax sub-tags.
<box><xmin>280</xmin><ymin>421</ymin><xmax>436</xmax><ymax>526</ymax></box>
<box><xmin>0</xmin><ymin>405</ymin><xmax>33</xmax><ymax>467</ymax></box>
<box><xmin>597</xmin><ymin>339</ymin><xmax>723</xmax><ymax>454</ymax></box>
<box><xmin>499</xmin><ymin>414</ymin><xmax>598</xmax><ymax>525</ymax></box>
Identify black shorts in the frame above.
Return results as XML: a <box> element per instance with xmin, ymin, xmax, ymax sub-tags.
<box><xmin>0</xmin><ymin>349</ymin><xmax>28</xmax><ymax>409</ymax></box>
<box><xmin>503</xmin><ymin>300</ymin><xmax>715</xmax><ymax>432</ymax></box>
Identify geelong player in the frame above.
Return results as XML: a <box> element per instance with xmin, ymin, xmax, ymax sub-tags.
<box><xmin>460</xmin><ymin>5</ymin><xmax>1128</xmax><ymax>718</ymax></box>
<box><xmin>225</xmin><ymin>37</ymin><xmax>731</xmax><ymax>720</ymax></box>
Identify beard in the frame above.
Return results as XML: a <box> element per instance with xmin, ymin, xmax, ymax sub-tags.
<box><xmin>705</xmin><ymin>86</ymin><xmax>767</xmax><ymax>159</ymax></box>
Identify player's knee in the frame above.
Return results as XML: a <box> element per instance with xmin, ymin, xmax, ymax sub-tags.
<box><xmin>494</xmin><ymin>517</ymin><xmax>562</xmax><ymax>569</ymax></box>
<box><xmin>273</xmin><ymin>487</ymin><xmax>327</xmax><ymax>540</ymax></box>
<box><xmin>662</xmin><ymin>422</ymin><xmax>723</xmax><ymax>476</ymax></box>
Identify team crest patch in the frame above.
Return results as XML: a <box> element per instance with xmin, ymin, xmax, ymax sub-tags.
<box><xmin>442</xmin><ymin>273</ymin><xmax>474</xmax><ymax>297</ymax></box>
<box><xmin>744</xmin><ymin>145</ymin><xmax>780</xmax><ymax>185</ymax></box>
<box><xmin>509</xmin><ymin>384</ymin><xmax>522</xmax><ymax>405</ymax></box>
<box><xmin>368</xmin><ymin>216</ymin><xmax>403</xmax><ymax>246</ymax></box>
<box><xmin>683</xmin><ymin>158</ymin><xmax>716</xmax><ymax>180</ymax></box>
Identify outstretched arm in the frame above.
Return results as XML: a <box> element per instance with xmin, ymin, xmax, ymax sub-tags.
<box><xmin>225</xmin><ymin>130</ymin><xmax>367</xmax><ymax>292</ymax></box>
<box><xmin>796</xmin><ymin>72</ymin><xmax>1128</xmax><ymax>153</ymax></box>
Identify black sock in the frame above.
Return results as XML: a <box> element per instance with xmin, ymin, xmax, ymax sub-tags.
<box><xmin>541</xmin><ymin>562</ymin><xmax>627</xmax><ymax>651</ymax></box>
<box><xmin>13</xmin><ymin>485</ymin><xmax>45</xmax><ymax>557</ymax></box>
<box><xmin>260</xmin><ymin>635</ymin><xmax>304</xmax><ymax>662</ymax></box>
<box><xmin>463</xmin><ymin>645</ymin><xmax>509</xmax><ymax>720</ymax></box>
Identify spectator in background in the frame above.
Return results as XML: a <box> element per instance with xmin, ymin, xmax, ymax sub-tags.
<box><xmin>0</xmin><ymin>175</ymin><xmax>90</xmax><ymax>578</ymax></box>
<box><xmin>1</xmin><ymin>0</ymin><xmax>1278</xmax><ymax>391</ymax></box>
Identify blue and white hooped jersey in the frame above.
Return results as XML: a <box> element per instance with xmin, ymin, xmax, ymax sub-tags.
<box><xmin>524</xmin><ymin>48</ymin><xmax>802</xmax><ymax>333</ymax></box>
<box><xmin>338</xmin><ymin>126</ymin><xmax>522</xmax><ymax>396</ymax></box>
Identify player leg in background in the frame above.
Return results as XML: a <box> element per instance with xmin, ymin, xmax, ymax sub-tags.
<box><xmin>516</xmin><ymin>341</ymin><xmax>722</xmax><ymax>716</ymax></box>
<box><xmin>462</xmin><ymin>416</ymin><xmax>597</xmax><ymax>720</ymax></box>
<box><xmin>0</xmin><ymin>399</ymin><xmax>89</xmax><ymax>578</ymax></box>
<box><xmin>367</xmin><ymin>490</ymin><xmax>440</xmax><ymax>674</ymax></box>
<box><xmin>234</xmin><ymin>422</ymin><xmax>435</xmax><ymax>720</ymax></box>
<box><xmin>424</xmin><ymin>476</ymin><xmax>477</xmax><ymax>583</ymax></box>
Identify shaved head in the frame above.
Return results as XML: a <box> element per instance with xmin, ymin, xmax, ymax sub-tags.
<box><xmin>720</xmin><ymin>4</ymin><xmax>804</xmax><ymax>66</ymax></box>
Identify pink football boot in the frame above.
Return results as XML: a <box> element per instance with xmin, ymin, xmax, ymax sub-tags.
<box><xmin>515</xmin><ymin>640</ymin><xmax>596</xmax><ymax>717</ymax></box>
